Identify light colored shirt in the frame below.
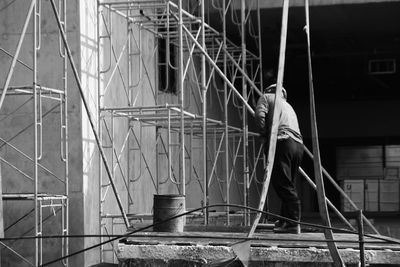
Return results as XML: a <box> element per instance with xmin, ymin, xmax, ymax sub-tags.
<box><xmin>255</xmin><ymin>93</ymin><xmax>303</xmax><ymax>144</ymax></box>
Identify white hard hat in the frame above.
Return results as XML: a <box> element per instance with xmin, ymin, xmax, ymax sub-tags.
<box><xmin>264</xmin><ymin>84</ymin><xmax>287</xmax><ymax>99</ymax></box>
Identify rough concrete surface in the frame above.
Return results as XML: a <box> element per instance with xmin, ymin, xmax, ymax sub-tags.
<box><xmin>117</xmin><ymin>243</ymin><xmax>400</xmax><ymax>267</ymax></box>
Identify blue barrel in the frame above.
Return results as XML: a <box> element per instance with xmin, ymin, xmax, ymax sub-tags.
<box><xmin>153</xmin><ymin>194</ymin><xmax>185</xmax><ymax>232</ymax></box>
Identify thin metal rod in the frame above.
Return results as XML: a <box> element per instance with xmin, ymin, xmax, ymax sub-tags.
<box><xmin>60</xmin><ymin>0</ymin><xmax>69</xmax><ymax>262</ymax></box>
<box><xmin>222</xmin><ymin>0</ymin><xmax>230</xmax><ymax>226</ymax></box>
<box><xmin>299</xmin><ymin>168</ymin><xmax>356</xmax><ymax>231</ymax></box>
<box><xmin>0</xmin><ymin>46</ymin><xmax>33</xmax><ymax>71</ymax></box>
<box><xmin>181</xmin><ymin>23</ymin><xmax>255</xmax><ymax>116</ymax></box>
<box><xmin>0</xmin><ymin>241</ymin><xmax>35</xmax><ymax>266</ymax></box>
<box><xmin>0</xmin><ymin>0</ymin><xmax>35</xmax><ymax>111</ymax></box>
<box><xmin>216</xmin><ymin>40</ymin><xmax>262</xmax><ymax>96</ymax></box>
<box><xmin>97</xmin><ymin>3</ymin><xmax>105</xmax><ymax>262</ymax></box>
<box><xmin>49</xmin><ymin>0</ymin><xmax>130</xmax><ymax>228</ymax></box>
<box><xmin>240</xmin><ymin>0</ymin><xmax>250</xmax><ymax>226</ymax></box>
<box><xmin>178</xmin><ymin>0</ymin><xmax>185</xmax><ymax>196</ymax></box>
<box><xmin>200</xmin><ymin>0</ymin><xmax>208</xmax><ymax>224</ymax></box>
<box><xmin>33</xmin><ymin>0</ymin><xmax>40</xmax><ymax>264</ymax></box>
<box><xmin>358</xmin><ymin>210</ymin><xmax>366</xmax><ymax>267</ymax></box>
<box><xmin>257</xmin><ymin>0</ymin><xmax>263</xmax><ymax>89</ymax></box>
<box><xmin>207</xmin><ymin>132</ymin><xmax>225</xmax><ymax>188</ymax></box>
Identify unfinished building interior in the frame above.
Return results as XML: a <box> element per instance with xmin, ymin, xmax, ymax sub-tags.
<box><xmin>0</xmin><ymin>0</ymin><xmax>400</xmax><ymax>266</ymax></box>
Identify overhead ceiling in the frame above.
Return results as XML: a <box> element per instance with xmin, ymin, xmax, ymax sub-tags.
<box><xmin>209</xmin><ymin>1</ymin><xmax>400</xmax><ymax>101</ymax></box>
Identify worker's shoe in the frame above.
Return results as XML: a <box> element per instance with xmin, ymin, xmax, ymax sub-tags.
<box><xmin>273</xmin><ymin>222</ymin><xmax>301</xmax><ymax>234</ymax></box>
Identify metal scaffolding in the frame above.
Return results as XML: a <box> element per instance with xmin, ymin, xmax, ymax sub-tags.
<box><xmin>0</xmin><ymin>0</ymin><xmax>381</xmax><ymax>266</ymax></box>
<box><xmin>0</xmin><ymin>0</ymin><xmax>69</xmax><ymax>266</ymax></box>
<box><xmin>96</xmin><ymin>0</ymin><xmax>266</xmax><ymax>260</ymax></box>
<box><xmin>96</xmin><ymin>0</ymin><xmax>379</xmax><ymax>263</ymax></box>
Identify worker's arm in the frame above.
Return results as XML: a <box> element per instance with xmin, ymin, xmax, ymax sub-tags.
<box><xmin>254</xmin><ymin>95</ymin><xmax>269</xmax><ymax>136</ymax></box>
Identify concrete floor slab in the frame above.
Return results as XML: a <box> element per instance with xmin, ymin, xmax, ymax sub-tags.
<box><xmin>117</xmin><ymin>231</ymin><xmax>400</xmax><ymax>266</ymax></box>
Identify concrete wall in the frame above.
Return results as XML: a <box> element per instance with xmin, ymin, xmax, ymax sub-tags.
<box><xmin>0</xmin><ymin>0</ymin><xmax>84</xmax><ymax>266</ymax></box>
<box><xmin>79</xmin><ymin>0</ymin><xmax>100</xmax><ymax>265</ymax></box>
<box><xmin>0</xmin><ymin>1</ymin><xmax>259</xmax><ymax>266</ymax></box>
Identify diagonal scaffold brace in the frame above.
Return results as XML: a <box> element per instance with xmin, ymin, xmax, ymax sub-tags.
<box><xmin>49</xmin><ymin>0</ymin><xmax>130</xmax><ymax>228</ymax></box>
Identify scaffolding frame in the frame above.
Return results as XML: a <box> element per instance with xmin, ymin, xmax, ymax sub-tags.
<box><xmin>96</xmin><ymin>0</ymin><xmax>380</xmax><ymax>263</ymax></box>
<box><xmin>0</xmin><ymin>0</ymin><xmax>381</xmax><ymax>266</ymax></box>
<box><xmin>0</xmin><ymin>0</ymin><xmax>69</xmax><ymax>266</ymax></box>
<box><xmin>96</xmin><ymin>0</ymin><xmax>267</xmax><ymax>260</ymax></box>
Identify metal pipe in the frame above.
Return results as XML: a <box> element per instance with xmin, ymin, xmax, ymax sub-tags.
<box><xmin>257</xmin><ymin>0</ymin><xmax>263</xmax><ymax>90</ymax></box>
<box><xmin>97</xmin><ymin>2</ymin><xmax>105</xmax><ymax>262</ymax></box>
<box><xmin>38</xmin><ymin>87</ymin><xmax>43</xmax><ymax>160</ymax></box>
<box><xmin>358</xmin><ymin>210</ymin><xmax>366</xmax><ymax>267</ymax></box>
<box><xmin>0</xmin><ymin>137</ymin><xmax>63</xmax><ymax>183</ymax></box>
<box><xmin>240</xmin><ymin>0</ymin><xmax>250</xmax><ymax>226</ymax></box>
<box><xmin>180</xmin><ymin>23</ymin><xmax>255</xmax><ymax>116</ymax></box>
<box><xmin>208</xmin><ymin>132</ymin><xmax>225</xmax><ymax>188</ymax></box>
<box><xmin>0</xmin><ymin>46</ymin><xmax>33</xmax><ymax>71</ymax></box>
<box><xmin>178</xmin><ymin>0</ymin><xmax>186</xmax><ymax>196</ymax></box>
<box><xmin>216</xmin><ymin>39</ymin><xmax>262</xmax><ymax>97</ymax></box>
<box><xmin>129</xmin><ymin>128</ymin><xmax>158</xmax><ymax>188</ymax></box>
<box><xmin>222</xmin><ymin>0</ymin><xmax>230</xmax><ymax>226</ymax></box>
<box><xmin>33</xmin><ymin>0</ymin><xmax>39</xmax><ymax>264</ymax></box>
<box><xmin>248</xmin><ymin>143</ymin><xmax>265</xmax><ymax>185</ymax></box>
<box><xmin>0</xmin><ymin>0</ymin><xmax>35</xmax><ymax>111</ymax></box>
<box><xmin>60</xmin><ymin>0</ymin><xmax>69</xmax><ymax>263</ymax></box>
<box><xmin>103</xmin><ymin>38</ymin><xmax>129</xmax><ymax>95</ymax></box>
<box><xmin>183</xmin><ymin>28</ymin><xmax>201</xmax><ymax>83</ymax></box>
<box><xmin>168</xmin><ymin>109</ymin><xmax>172</xmax><ymax>185</ymax></box>
<box><xmin>200</xmin><ymin>0</ymin><xmax>208</xmax><ymax>224</ymax></box>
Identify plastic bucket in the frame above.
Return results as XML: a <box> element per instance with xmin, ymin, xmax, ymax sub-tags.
<box><xmin>153</xmin><ymin>194</ymin><xmax>185</xmax><ymax>232</ymax></box>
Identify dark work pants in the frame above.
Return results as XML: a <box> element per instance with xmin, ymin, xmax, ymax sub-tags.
<box><xmin>270</xmin><ymin>138</ymin><xmax>303</xmax><ymax>222</ymax></box>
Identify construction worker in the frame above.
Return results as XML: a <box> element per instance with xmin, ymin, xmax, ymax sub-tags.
<box><xmin>255</xmin><ymin>84</ymin><xmax>303</xmax><ymax>234</ymax></box>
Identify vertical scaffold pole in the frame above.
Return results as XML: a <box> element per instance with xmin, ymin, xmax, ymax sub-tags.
<box><xmin>0</xmin><ymin>0</ymin><xmax>36</xmax><ymax>111</ymax></box>
<box><xmin>33</xmin><ymin>0</ymin><xmax>39</xmax><ymax>264</ymax></box>
<box><xmin>178</xmin><ymin>0</ymin><xmax>185</xmax><ymax>196</ymax></box>
<box><xmin>60</xmin><ymin>0</ymin><xmax>69</xmax><ymax>264</ymax></box>
<box><xmin>96</xmin><ymin>2</ymin><xmax>104</xmax><ymax>261</ymax></box>
<box><xmin>257</xmin><ymin>0</ymin><xmax>263</xmax><ymax>90</ymax></box>
<box><xmin>201</xmin><ymin>0</ymin><xmax>208</xmax><ymax>224</ymax></box>
<box><xmin>223</xmin><ymin>0</ymin><xmax>230</xmax><ymax>225</ymax></box>
<box><xmin>241</xmin><ymin>0</ymin><xmax>249</xmax><ymax>226</ymax></box>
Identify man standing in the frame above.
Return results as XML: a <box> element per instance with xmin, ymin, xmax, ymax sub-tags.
<box><xmin>255</xmin><ymin>84</ymin><xmax>303</xmax><ymax>234</ymax></box>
